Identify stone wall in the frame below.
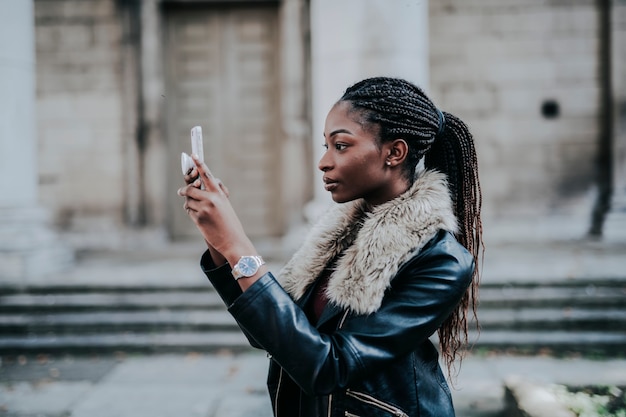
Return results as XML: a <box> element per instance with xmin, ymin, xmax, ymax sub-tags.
<box><xmin>32</xmin><ymin>0</ymin><xmax>611</xmax><ymax>247</ymax></box>
<box><xmin>32</xmin><ymin>0</ymin><xmax>311</xmax><ymax>250</ymax></box>
<box><xmin>430</xmin><ymin>0</ymin><xmax>601</xmax><ymax>238</ymax></box>
<box><xmin>34</xmin><ymin>0</ymin><xmax>129</xmax><ymax>245</ymax></box>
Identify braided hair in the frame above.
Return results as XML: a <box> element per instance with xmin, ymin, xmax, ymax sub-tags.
<box><xmin>339</xmin><ymin>77</ymin><xmax>483</xmax><ymax>374</ymax></box>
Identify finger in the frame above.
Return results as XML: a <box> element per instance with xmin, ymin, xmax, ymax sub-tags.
<box><xmin>183</xmin><ymin>200</ymin><xmax>195</xmax><ymax>214</ymax></box>
<box><xmin>183</xmin><ymin>193</ymin><xmax>205</xmax><ymax>213</ymax></box>
<box><xmin>192</xmin><ymin>154</ymin><xmax>213</xmax><ymax>177</ymax></box>
<box><xmin>192</xmin><ymin>155</ymin><xmax>221</xmax><ymax>192</ymax></box>
<box><xmin>216</xmin><ymin>179</ymin><xmax>230</xmax><ymax>198</ymax></box>
<box><xmin>177</xmin><ymin>185</ymin><xmax>192</xmax><ymax>197</ymax></box>
<box><xmin>177</xmin><ymin>183</ymin><xmax>200</xmax><ymax>198</ymax></box>
<box><xmin>178</xmin><ymin>183</ymin><xmax>210</xmax><ymax>207</ymax></box>
<box><xmin>183</xmin><ymin>168</ymin><xmax>199</xmax><ymax>185</ymax></box>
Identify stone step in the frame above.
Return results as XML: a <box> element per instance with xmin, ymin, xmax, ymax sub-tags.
<box><xmin>467</xmin><ymin>330</ymin><xmax>626</xmax><ymax>355</ymax></box>
<box><xmin>1</xmin><ymin>306</ymin><xmax>621</xmax><ymax>337</ymax></box>
<box><xmin>2</xmin><ymin>281</ymin><xmax>623</xmax><ymax>313</ymax></box>
<box><xmin>0</xmin><ymin>284</ymin><xmax>210</xmax><ymax>295</ymax></box>
<box><xmin>478</xmin><ymin>284</ymin><xmax>626</xmax><ymax>308</ymax></box>
<box><xmin>0</xmin><ymin>290</ymin><xmax>224</xmax><ymax>313</ymax></box>
<box><xmin>0</xmin><ymin>331</ymin><xmax>251</xmax><ymax>355</ymax></box>
<box><xmin>1</xmin><ymin>328</ymin><xmax>623</xmax><ymax>356</ymax></box>
<box><xmin>470</xmin><ymin>307</ymin><xmax>626</xmax><ymax>331</ymax></box>
<box><xmin>0</xmin><ymin>310</ymin><xmax>239</xmax><ymax>335</ymax></box>
<box><xmin>1</xmin><ymin>282</ymin><xmax>624</xmax><ymax>356</ymax></box>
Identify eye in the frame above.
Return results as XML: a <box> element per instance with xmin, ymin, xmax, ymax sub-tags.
<box><xmin>335</xmin><ymin>143</ymin><xmax>347</xmax><ymax>151</ymax></box>
<box><xmin>322</xmin><ymin>143</ymin><xmax>329</xmax><ymax>150</ymax></box>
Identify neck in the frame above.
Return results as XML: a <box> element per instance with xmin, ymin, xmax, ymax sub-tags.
<box><xmin>366</xmin><ymin>175</ymin><xmax>411</xmax><ymax>206</ymax></box>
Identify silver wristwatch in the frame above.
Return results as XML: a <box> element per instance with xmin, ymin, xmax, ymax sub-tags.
<box><xmin>231</xmin><ymin>256</ymin><xmax>265</xmax><ymax>280</ymax></box>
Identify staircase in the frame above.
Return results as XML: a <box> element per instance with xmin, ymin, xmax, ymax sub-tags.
<box><xmin>1</xmin><ymin>277</ymin><xmax>625</xmax><ymax>356</ymax></box>
<box><xmin>0</xmin><ymin>284</ymin><xmax>249</xmax><ymax>355</ymax></box>
<box><xmin>469</xmin><ymin>278</ymin><xmax>626</xmax><ymax>355</ymax></box>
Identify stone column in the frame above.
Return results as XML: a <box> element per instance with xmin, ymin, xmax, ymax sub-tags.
<box><xmin>0</xmin><ymin>0</ymin><xmax>73</xmax><ymax>282</ymax></box>
<box><xmin>279</xmin><ymin>0</ymin><xmax>312</xmax><ymax>222</ymax></box>
<box><xmin>139</xmin><ymin>0</ymin><xmax>167</xmax><ymax>227</ymax></box>
<box><xmin>306</xmin><ymin>0</ymin><xmax>430</xmax><ymax>220</ymax></box>
<box><xmin>604</xmin><ymin>1</ymin><xmax>626</xmax><ymax>242</ymax></box>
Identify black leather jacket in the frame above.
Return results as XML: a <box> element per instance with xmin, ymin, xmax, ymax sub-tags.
<box><xmin>202</xmin><ymin>230</ymin><xmax>474</xmax><ymax>417</ymax></box>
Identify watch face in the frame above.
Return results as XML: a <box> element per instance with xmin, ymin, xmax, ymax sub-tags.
<box><xmin>239</xmin><ymin>257</ymin><xmax>259</xmax><ymax>276</ymax></box>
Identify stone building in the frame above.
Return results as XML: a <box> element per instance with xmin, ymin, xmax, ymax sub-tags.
<box><xmin>2</xmin><ymin>0</ymin><xmax>624</xmax><ymax>279</ymax></box>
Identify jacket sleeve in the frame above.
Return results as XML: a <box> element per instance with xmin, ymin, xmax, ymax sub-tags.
<box><xmin>202</xmin><ymin>232</ymin><xmax>474</xmax><ymax>396</ymax></box>
<box><xmin>200</xmin><ymin>251</ymin><xmax>264</xmax><ymax>349</ymax></box>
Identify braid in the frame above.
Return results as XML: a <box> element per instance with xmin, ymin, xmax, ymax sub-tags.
<box><xmin>340</xmin><ymin>77</ymin><xmax>483</xmax><ymax>376</ymax></box>
<box><xmin>425</xmin><ymin>112</ymin><xmax>483</xmax><ymax>375</ymax></box>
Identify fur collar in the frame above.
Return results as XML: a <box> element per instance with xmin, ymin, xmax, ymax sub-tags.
<box><xmin>278</xmin><ymin>169</ymin><xmax>458</xmax><ymax>315</ymax></box>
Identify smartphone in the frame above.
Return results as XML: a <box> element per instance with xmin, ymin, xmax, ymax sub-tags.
<box><xmin>181</xmin><ymin>126</ymin><xmax>204</xmax><ymax>175</ymax></box>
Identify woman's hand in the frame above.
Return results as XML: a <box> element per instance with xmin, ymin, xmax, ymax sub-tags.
<box><xmin>178</xmin><ymin>155</ymin><xmax>257</xmax><ymax>268</ymax></box>
<box><xmin>182</xmin><ymin>162</ymin><xmax>229</xmax><ymax>266</ymax></box>
<box><xmin>183</xmin><ymin>158</ymin><xmax>233</xmax><ymax>267</ymax></box>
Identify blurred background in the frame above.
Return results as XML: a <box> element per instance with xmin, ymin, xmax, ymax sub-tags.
<box><xmin>2</xmin><ymin>0</ymin><xmax>624</xmax><ymax>259</ymax></box>
<box><xmin>0</xmin><ymin>0</ymin><xmax>625</xmax><ymax>415</ymax></box>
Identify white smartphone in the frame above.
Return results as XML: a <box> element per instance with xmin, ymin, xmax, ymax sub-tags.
<box><xmin>181</xmin><ymin>126</ymin><xmax>204</xmax><ymax>175</ymax></box>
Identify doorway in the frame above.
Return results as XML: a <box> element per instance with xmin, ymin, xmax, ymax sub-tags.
<box><xmin>164</xmin><ymin>4</ymin><xmax>282</xmax><ymax>240</ymax></box>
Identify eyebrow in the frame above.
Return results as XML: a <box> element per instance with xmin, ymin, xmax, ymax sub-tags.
<box><xmin>324</xmin><ymin>128</ymin><xmax>352</xmax><ymax>138</ymax></box>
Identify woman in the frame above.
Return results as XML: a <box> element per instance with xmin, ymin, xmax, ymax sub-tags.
<box><xmin>178</xmin><ymin>77</ymin><xmax>483</xmax><ymax>417</ymax></box>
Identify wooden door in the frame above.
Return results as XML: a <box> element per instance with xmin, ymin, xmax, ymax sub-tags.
<box><xmin>165</xmin><ymin>5</ymin><xmax>281</xmax><ymax>240</ymax></box>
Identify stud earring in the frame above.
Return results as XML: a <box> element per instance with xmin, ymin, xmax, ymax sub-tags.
<box><xmin>386</xmin><ymin>161</ymin><xmax>391</xmax><ymax>166</ymax></box>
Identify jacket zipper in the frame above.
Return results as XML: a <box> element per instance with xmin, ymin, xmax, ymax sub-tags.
<box><xmin>338</xmin><ymin>310</ymin><xmax>350</xmax><ymax>328</ymax></box>
<box><xmin>274</xmin><ymin>367</ymin><xmax>283</xmax><ymax>417</ymax></box>
<box><xmin>327</xmin><ymin>310</ymin><xmax>351</xmax><ymax>417</ymax></box>
<box><xmin>345</xmin><ymin>389</ymin><xmax>409</xmax><ymax>417</ymax></box>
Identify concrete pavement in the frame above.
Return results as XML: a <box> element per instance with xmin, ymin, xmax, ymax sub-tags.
<box><xmin>0</xmin><ymin>352</ymin><xmax>272</xmax><ymax>417</ymax></box>
<box><xmin>1</xmin><ymin>351</ymin><xmax>625</xmax><ymax>417</ymax></box>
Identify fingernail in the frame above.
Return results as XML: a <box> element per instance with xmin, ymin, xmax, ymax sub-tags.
<box><xmin>194</xmin><ymin>179</ymin><xmax>201</xmax><ymax>187</ymax></box>
<box><xmin>191</xmin><ymin>154</ymin><xmax>199</xmax><ymax>160</ymax></box>
<box><xmin>177</xmin><ymin>188</ymin><xmax>182</xmax><ymax>196</ymax></box>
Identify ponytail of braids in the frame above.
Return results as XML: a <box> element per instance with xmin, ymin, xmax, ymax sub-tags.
<box><xmin>425</xmin><ymin>111</ymin><xmax>483</xmax><ymax>375</ymax></box>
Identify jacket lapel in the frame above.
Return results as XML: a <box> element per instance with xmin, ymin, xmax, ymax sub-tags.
<box><xmin>316</xmin><ymin>303</ymin><xmax>343</xmax><ymax>328</ymax></box>
<box><xmin>278</xmin><ymin>169</ymin><xmax>458</xmax><ymax>316</ymax></box>
<box><xmin>293</xmin><ymin>277</ymin><xmax>343</xmax><ymax>328</ymax></box>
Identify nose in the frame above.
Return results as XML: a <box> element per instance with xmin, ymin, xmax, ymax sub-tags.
<box><xmin>318</xmin><ymin>150</ymin><xmax>332</xmax><ymax>172</ymax></box>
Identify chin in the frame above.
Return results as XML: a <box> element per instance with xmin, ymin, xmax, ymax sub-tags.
<box><xmin>331</xmin><ymin>193</ymin><xmax>356</xmax><ymax>204</ymax></box>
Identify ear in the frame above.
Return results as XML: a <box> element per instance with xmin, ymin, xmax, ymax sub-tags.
<box><xmin>384</xmin><ymin>139</ymin><xmax>409</xmax><ymax>167</ymax></box>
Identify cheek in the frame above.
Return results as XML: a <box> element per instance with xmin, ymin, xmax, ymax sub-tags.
<box><xmin>357</xmin><ymin>155</ymin><xmax>383</xmax><ymax>176</ymax></box>
<box><xmin>352</xmin><ymin>153</ymin><xmax>377</xmax><ymax>169</ymax></box>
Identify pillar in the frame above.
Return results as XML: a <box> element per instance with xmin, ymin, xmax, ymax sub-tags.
<box><xmin>604</xmin><ymin>0</ymin><xmax>626</xmax><ymax>242</ymax></box>
<box><xmin>0</xmin><ymin>0</ymin><xmax>73</xmax><ymax>282</ymax></box>
<box><xmin>306</xmin><ymin>0</ymin><xmax>430</xmax><ymax>220</ymax></box>
<box><xmin>279</xmin><ymin>0</ymin><xmax>312</xmax><ymax>225</ymax></box>
<box><xmin>139</xmin><ymin>0</ymin><xmax>167</xmax><ymax>227</ymax></box>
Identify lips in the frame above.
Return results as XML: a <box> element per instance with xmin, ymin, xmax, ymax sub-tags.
<box><xmin>323</xmin><ymin>177</ymin><xmax>339</xmax><ymax>192</ymax></box>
